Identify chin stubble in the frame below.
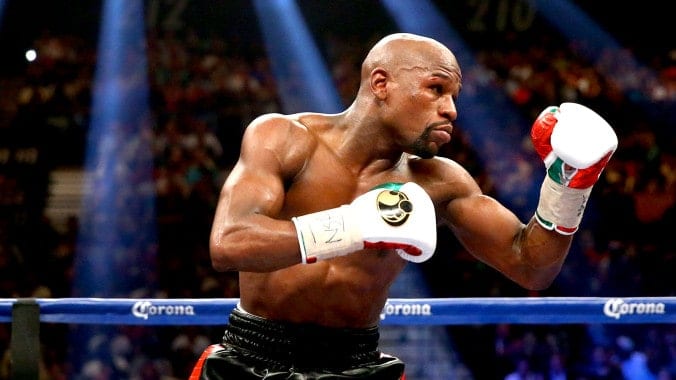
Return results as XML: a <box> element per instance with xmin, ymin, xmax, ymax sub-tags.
<box><xmin>409</xmin><ymin>126</ymin><xmax>435</xmax><ymax>159</ymax></box>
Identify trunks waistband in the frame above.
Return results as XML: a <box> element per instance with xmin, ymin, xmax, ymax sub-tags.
<box><xmin>222</xmin><ymin>307</ymin><xmax>381</xmax><ymax>369</ymax></box>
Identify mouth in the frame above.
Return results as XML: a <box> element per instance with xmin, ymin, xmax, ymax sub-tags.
<box><xmin>429</xmin><ymin>124</ymin><xmax>453</xmax><ymax>144</ymax></box>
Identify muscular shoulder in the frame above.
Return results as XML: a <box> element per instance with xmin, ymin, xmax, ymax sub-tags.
<box><xmin>245</xmin><ymin>113</ymin><xmax>315</xmax><ymax>145</ymax></box>
<box><xmin>409</xmin><ymin>155</ymin><xmax>482</xmax><ymax>201</ymax></box>
<box><xmin>241</xmin><ymin>113</ymin><xmax>318</xmax><ymax>179</ymax></box>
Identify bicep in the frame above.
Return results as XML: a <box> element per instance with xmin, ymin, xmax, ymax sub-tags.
<box><xmin>213</xmin><ymin>119</ymin><xmax>300</xmax><ymax>229</ymax></box>
<box><xmin>444</xmin><ymin>193</ymin><xmax>525</xmax><ymax>271</ymax></box>
<box><xmin>208</xmin><ymin>118</ymin><xmax>310</xmax><ymax>271</ymax></box>
<box><xmin>215</xmin><ymin>159</ymin><xmax>285</xmax><ymax>227</ymax></box>
<box><xmin>432</xmin><ymin>158</ymin><xmax>524</xmax><ymax>267</ymax></box>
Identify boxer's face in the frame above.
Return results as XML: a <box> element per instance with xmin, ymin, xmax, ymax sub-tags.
<box><xmin>392</xmin><ymin>66</ymin><xmax>459</xmax><ymax>159</ymax></box>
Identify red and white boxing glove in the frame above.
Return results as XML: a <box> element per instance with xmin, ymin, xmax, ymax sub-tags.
<box><xmin>531</xmin><ymin>102</ymin><xmax>617</xmax><ymax>234</ymax></box>
<box><xmin>292</xmin><ymin>182</ymin><xmax>437</xmax><ymax>264</ymax></box>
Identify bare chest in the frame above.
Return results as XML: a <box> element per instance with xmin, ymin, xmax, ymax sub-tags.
<box><xmin>284</xmin><ymin>157</ymin><xmax>415</xmax><ymax>215</ymax></box>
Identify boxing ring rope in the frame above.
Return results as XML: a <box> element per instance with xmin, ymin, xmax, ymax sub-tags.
<box><xmin>2</xmin><ymin>297</ymin><xmax>675</xmax><ymax>325</ymax></box>
<box><xmin>3</xmin><ymin>297</ymin><xmax>674</xmax><ymax>379</ymax></box>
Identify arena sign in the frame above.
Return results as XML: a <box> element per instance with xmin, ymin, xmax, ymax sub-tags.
<box><xmin>380</xmin><ymin>301</ymin><xmax>433</xmax><ymax>321</ymax></box>
<box><xmin>132</xmin><ymin>300</ymin><xmax>196</xmax><ymax>320</ymax></box>
<box><xmin>603</xmin><ymin>298</ymin><xmax>666</xmax><ymax>320</ymax></box>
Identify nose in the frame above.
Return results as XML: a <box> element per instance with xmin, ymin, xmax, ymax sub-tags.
<box><xmin>439</xmin><ymin>95</ymin><xmax>457</xmax><ymax>121</ymax></box>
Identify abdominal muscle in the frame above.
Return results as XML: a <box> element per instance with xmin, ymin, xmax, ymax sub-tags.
<box><xmin>238</xmin><ymin>249</ymin><xmax>407</xmax><ymax>328</ymax></box>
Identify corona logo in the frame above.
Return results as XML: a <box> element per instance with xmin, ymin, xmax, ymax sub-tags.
<box><xmin>603</xmin><ymin>298</ymin><xmax>665</xmax><ymax>320</ymax></box>
<box><xmin>380</xmin><ymin>302</ymin><xmax>432</xmax><ymax>320</ymax></box>
<box><xmin>132</xmin><ymin>301</ymin><xmax>196</xmax><ymax>320</ymax></box>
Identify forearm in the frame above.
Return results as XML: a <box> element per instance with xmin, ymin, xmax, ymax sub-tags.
<box><xmin>512</xmin><ymin>218</ymin><xmax>572</xmax><ymax>289</ymax></box>
<box><xmin>514</xmin><ymin>102</ymin><xmax>616</xmax><ymax>288</ymax></box>
<box><xmin>211</xmin><ymin>182</ymin><xmax>437</xmax><ymax>271</ymax></box>
<box><xmin>210</xmin><ymin>215</ymin><xmax>302</xmax><ymax>272</ymax></box>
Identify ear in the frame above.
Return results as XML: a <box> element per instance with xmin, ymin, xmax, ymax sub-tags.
<box><xmin>370</xmin><ymin>68</ymin><xmax>388</xmax><ymax>100</ymax></box>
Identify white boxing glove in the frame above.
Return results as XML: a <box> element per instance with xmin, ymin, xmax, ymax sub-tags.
<box><xmin>549</xmin><ymin>102</ymin><xmax>618</xmax><ymax>170</ymax></box>
<box><xmin>292</xmin><ymin>182</ymin><xmax>437</xmax><ymax>264</ymax></box>
<box><xmin>531</xmin><ymin>102</ymin><xmax>618</xmax><ymax>234</ymax></box>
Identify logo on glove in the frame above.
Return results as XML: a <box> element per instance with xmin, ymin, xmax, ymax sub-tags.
<box><xmin>376</xmin><ymin>190</ymin><xmax>413</xmax><ymax>226</ymax></box>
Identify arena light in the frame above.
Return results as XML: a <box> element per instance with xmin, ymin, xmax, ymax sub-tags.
<box><xmin>24</xmin><ymin>48</ymin><xmax>36</xmax><ymax>62</ymax></box>
<box><xmin>74</xmin><ymin>0</ymin><xmax>156</xmax><ymax>298</ymax></box>
<box><xmin>253</xmin><ymin>0</ymin><xmax>343</xmax><ymax>113</ymax></box>
<box><xmin>71</xmin><ymin>0</ymin><xmax>156</xmax><ymax>373</ymax></box>
<box><xmin>380</xmin><ymin>0</ymin><xmax>540</xmax><ymax>218</ymax></box>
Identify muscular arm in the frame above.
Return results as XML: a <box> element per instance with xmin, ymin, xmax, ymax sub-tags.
<box><xmin>441</xmin><ymin>163</ymin><xmax>571</xmax><ymax>290</ymax></box>
<box><xmin>209</xmin><ymin>115</ymin><xmax>310</xmax><ymax>272</ymax></box>
<box><xmin>447</xmin><ymin>103</ymin><xmax>615</xmax><ymax>289</ymax></box>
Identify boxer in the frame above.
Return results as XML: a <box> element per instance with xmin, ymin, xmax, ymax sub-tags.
<box><xmin>191</xmin><ymin>33</ymin><xmax>616</xmax><ymax>379</ymax></box>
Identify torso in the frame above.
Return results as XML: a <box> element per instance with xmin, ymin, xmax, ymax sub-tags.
<box><xmin>238</xmin><ymin>113</ymin><xmax>470</xmax><ymax>328</ymax></box>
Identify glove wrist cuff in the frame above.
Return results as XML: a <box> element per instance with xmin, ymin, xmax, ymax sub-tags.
<box><xmin>535</xmin><ymin>175</ymin><xmax>592</xmax><ymax>235</ymax></box>
<box><xmin>292</xmin><ymin>206</ymin><xmax>362</xmax><ymax>264</ymax></box>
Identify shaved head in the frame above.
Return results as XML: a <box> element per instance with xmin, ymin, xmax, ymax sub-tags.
<box><xmin>345</xmin><ymin>33</ymin><xmax>462</xmax><ymax>160</ymax></box>
<box><xmin>360</xmin><ymin>33</ymin><xmax>461</xmax><ymax>84</ymax></box>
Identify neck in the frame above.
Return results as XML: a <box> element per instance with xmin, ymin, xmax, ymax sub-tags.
<box><xmin>335</xmin><ymin>104</ymin><xmax>405</xmax><ymax>174</ymax></box>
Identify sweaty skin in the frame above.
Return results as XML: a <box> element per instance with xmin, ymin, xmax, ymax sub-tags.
<box><xmin>209</xmin><ymin>33</ymin><xmax>572</xmax><ymax>328</ymax></box>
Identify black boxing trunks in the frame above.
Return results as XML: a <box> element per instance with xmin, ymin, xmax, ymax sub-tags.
<box><xmin>190</xmin><ymin>306</ymin><xmax>406</xmax><ymax>379</ymax></box>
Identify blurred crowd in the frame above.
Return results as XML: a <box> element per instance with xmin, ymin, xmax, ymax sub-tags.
<box><xmin>0</xmin><ymin>15</ymin><xmax>675</xmax><ymax>380</ymax></box>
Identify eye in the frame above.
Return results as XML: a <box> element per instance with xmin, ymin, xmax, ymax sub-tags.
<box><xmin>431</xmin><ymin>85</ymin><xmax>443</xmax><ymax>95</ymax></box>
